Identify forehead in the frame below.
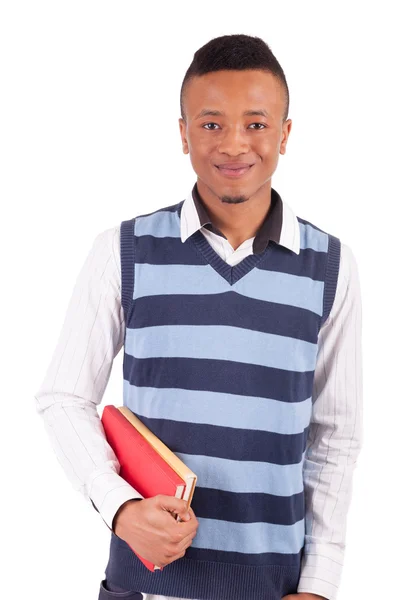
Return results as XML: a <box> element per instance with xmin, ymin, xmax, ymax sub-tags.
<box><xmin>185</xmin><ymin>69</ymin><xmax>284</xmax><ymax>119</ymax></box>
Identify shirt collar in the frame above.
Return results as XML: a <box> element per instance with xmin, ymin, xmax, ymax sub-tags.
<box><xmin>181</xmin><ymin>182</ymin><xmax>300</xmax><ymax>255</ymax></box>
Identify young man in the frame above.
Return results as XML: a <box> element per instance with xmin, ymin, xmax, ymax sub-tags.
<box><xmin>35</xmin><ymin>34</ymin><xmax>363</xmax><ymax>600</ymax></box>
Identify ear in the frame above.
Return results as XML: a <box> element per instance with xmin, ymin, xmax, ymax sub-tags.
<box><xmin>280</xmin><ymin>119</ymin><xmax>292</xmax><ymax>155</ymax></box>
<box><xmin>178</xmin><ymin>118</ymin><xmax>189</xmax><ymax>154</ymax></box>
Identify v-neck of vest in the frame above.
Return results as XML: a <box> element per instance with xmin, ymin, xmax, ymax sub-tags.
<box><xmin>190</xmin><ymin>227</ymin><xmax>271</xmax><ymax>286</ymax></box>
<box><xmin>176</xmin><ymin>200</ymin><xmax>271</xmax><ymax>286</ymax></box>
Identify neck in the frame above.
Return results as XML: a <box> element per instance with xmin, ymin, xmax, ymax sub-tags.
<box><xmin>196</xmin><ymin>178</ymin><xmax>273</xmax><ymax>250</ymax></box>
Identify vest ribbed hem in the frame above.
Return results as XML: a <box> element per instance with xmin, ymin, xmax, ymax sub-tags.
<box><xmin>105</xmin><ymin>538</ymin><xmax>302</xmax><ymax>600</ymax></box>
<box><xmin>120</xmin><ymin>219</ymin><xmax>136</xmax><ymax>323</ymax></box>
<box><xmin>321</xmin><ymin>234</ymin><xmax>341</xmax><ymax>326</ymax></box>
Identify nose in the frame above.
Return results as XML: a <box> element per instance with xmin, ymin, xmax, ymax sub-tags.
<box><xmin>217</xmin><ymin>126</ymin><xmax>250</xmax><ymax>155</ymax></box>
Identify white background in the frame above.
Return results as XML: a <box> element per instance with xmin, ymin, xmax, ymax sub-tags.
<box><xmin>1</xmin><ymin>1</ymin><xmax>399</xmax><ymax>598</ymax></box>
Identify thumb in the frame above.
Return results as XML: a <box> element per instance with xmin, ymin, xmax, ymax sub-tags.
<box><xmin>157</xmin><ymin>494</ymin><xmax>191</xmax><ymax>520</ymax></box>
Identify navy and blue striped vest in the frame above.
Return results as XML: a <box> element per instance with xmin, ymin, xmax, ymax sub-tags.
<box><xmin>104</xmin><ymin>198</ymin><xmax>341</xmax><ymax>600</ymax></box>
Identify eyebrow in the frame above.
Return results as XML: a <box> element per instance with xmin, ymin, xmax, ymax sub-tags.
<box><xmin>194</xmin><ymin>109</ymin><xmax>270</xmax><ymax>120</ymax></box>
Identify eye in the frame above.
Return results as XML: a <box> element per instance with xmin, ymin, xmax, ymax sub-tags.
<box><xmin>202</xmin><ymin>122</ymin><xmax>220</xmax><ymax>130</ymax></box>
<box><xmin>249</xmin><ymin>123</ymin><xmax>267</xmax><ymax>130</ymax></box>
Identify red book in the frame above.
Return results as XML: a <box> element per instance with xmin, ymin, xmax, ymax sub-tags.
<box><xmin>101</xmin><ymin>405</ymin><xmax>197</xmax><ymax>572</ymax></box>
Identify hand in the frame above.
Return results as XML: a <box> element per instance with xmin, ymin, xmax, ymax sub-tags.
<box><xmin>113</xmin><ymin>494</ymin><xmax>199</xmax><ymax>568</ymax></box>
<box><xmin>282</xmin><ymin>594</ymin><xmax>328</xmax><ymax>600</ymax></box>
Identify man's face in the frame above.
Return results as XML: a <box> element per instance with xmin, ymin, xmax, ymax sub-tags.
<box><xmin>179</xmin><ymin>69</ymin><xmax>292</xmax><ymax>203</ymax></box>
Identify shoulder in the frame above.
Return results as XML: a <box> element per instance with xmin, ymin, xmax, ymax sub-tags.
<box><xmin>133</xmin><ymin>201</ymin><xmax>183</xmax><ymax>220</ymax></box>
<box><xmin>335</xmin><ymin>241</ymin><xmax>361</xmax><ymax>313</ymax></box>
<box><xmin>92</xmin><ymin>224</ymin><xmax>120</xmax><ymax>247</ymax></box>
<box><xmin>119</xmin><ymin>201</ymin><xmax>180</xmax><ymax>223</ymax></box>
<box><xmin>323</xmin><ymin>240</ymin><xmax>362</xmax><ymax>328</ymax></box>
<box><xmin>297</xmin><ymin>215</ymin><xmax>360</xmax><ymax>294</ymax></box>
<box><xmin>120</xmin><ymin>202</ymin><xmax>183</xmax><ymax>240</ymax></box>
<box><xmin>338</xmin><ymin>241</ymin><xmax>360</xmax><ymax>285</ymax></box>
<box><xmin>296</xmin><ymin>215</ymin><xmax>359</xmax><ymax>280</ymax></box>
<box><xmin>296</xmin><ymin>215</ymin><xmax>340</xmax><ymax>254</ymax></box>
<box><xmin>89</xmin><ymin>225</ymin><xmax>121</xmax><ymax>275</ymax></box>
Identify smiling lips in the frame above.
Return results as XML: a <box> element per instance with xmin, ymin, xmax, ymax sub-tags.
<box><xmin>215</xmin><ymin>163</ymin><xmax>254</xmax><ymax>178</ymax></box>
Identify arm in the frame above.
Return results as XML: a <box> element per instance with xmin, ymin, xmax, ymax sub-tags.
<box><xmin>34</xmin><ymin>226</ymin><xmax>144</xmax><ymax>532</ymax></box>
<box><xmin>296</xmin><ymin>242</ymin><xmax>363</xmax><ymax>600</ymax></box>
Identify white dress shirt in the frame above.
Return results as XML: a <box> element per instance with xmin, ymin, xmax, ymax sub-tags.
<box><xmin>34</xmin><ymin>187</ymin><xmax>363</xmax><ymax>600</ymax></box>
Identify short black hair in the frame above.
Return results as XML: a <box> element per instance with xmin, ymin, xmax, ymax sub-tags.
<box><xmin>180</xmin><ymin>34</ymin><xmax>289</xmax><ymax>124</ymax></box>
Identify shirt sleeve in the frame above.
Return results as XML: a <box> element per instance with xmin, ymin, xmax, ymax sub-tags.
<box><xmin>296</xmin><ymin>241</ymin><xmax>364</xmax><ymax>600</ymax></box>
<box><xmin>34</xmin><ymin>225</ymin><xmax>144</xmax><ymax>532</ymax></box>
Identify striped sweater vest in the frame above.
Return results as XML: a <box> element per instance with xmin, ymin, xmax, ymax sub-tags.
<box><xmin>104</xmin><ymin>199</ymin><xmax>341</xmax><ymax>600</ymax></box>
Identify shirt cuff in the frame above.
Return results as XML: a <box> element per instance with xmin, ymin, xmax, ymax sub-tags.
<box><xmin>87</xmin><ymin>470</ymin><xmax>144</xmax><ymax>531</ymax></box>
<box><xmin>297</xmin><ymin>542</ymin><xmax>344</xmax><ymax>600</ymax></box>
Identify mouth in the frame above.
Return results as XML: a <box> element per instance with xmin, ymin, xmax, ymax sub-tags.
<box><xmin>214</xmin><ymin>164</ymin><xmax>254</xmax><ymax>178</ymax></box>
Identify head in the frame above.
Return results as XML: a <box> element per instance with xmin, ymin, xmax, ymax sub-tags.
<box><xmin>179</xmin><ymin>34</ymin><xmax>292</xmax><ymax>205</ymax></box>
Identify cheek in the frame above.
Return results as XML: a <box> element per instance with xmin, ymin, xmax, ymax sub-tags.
<box><xmin>192</xmin><ymin>133</ymin><xmax>213</xmax><ymax>152</ymax></box>
<box><xmin>187</xmin><ymin>149</ymin><xmax>208</xmax><ymax>175</ymax></box>
<box><xmin>188</xmin><ymin>142</ymin><xmax>212</xmax><ymax>166</ymax></box>
<box><xmin>255</xmin><ymin>135</ymin><xmax>276</xmax><ymax>153</ymax></box>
